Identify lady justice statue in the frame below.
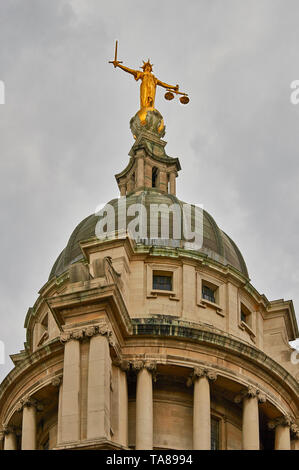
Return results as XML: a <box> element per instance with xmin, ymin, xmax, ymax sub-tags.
<box><xmin>109</xmin><ymin>41</ymin><xmax>189</xmax><ymax>135</ymax></box>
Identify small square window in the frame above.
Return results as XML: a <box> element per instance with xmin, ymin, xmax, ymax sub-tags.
<box><xmin>241</xmin><ymin>309</ymin><xmax>247</xmax><ymax>323</ymax></box>
<box><xmin>240</xmin><ymin>303</ymin><xmax>252</xmax><ymax>327</ymax></box>
<box><xmin>202</xmin><ymin>284</ymin><xmax>216</xmax><ymax>303</ymax></box>
<box><xmin>153</xmin><ymin>273</ymin><xmax>172</xmax><ymax>291</ymax></box>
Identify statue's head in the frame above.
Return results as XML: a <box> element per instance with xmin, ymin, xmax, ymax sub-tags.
<box><xmin>141</xmin><ymin>60</ymin><xmax>153</xmax><ymax>72</ymax></box>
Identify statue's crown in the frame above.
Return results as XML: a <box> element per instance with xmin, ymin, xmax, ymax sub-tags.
<box><xmin>141</xmin><ymin>59</ymin><xmax>153</xmax><ymax>71</ymax></box>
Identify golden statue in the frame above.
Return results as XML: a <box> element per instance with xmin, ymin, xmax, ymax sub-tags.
<box><xmin>109</xmin><ymin>41</ymin><xmax>189</xmax><ymax>125</ymax></box>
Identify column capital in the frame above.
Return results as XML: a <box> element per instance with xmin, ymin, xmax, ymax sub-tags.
<box><xmin>16</xmin><ymin>395</ymin><xmax>43</xmax><ymax>412</ymax></box>
<box><xmin>51</xmin><ymin>374</ymin><xmax>63</xmax><ymax>387</ymax></box>
<box><xmin>132</xmin><ymin>359</ymin><xmax>157</xmax><ymax>373</ymax></box>
<box><xmin>268</xmin><ymin>414</ymin><xmax>294</xmax><ymax>430</ymax></box>
<box><xmin>135</xmin><ymin>148</ymin><xmax>146</xmax><ymax>159</ymax></box>
<box><xmin>234</xmin><ymin>385</ymin><xmax>266</xmax><ymax>404</ymax></box>
<box><xmin>291</xmin><ymin>423</ymin><xmax>299</xmax><ymax>440</ymax></box>
<box><xmin>187</xmin><ymin>367</ymin><xmax>217</xmax><ymax>387</ymax></box>
<box><xmin>2</xmin><ymin>424</ymin><xmax>21</xmax><ymax>437</ymax></box>
<box><xmin>60</xmin><ymin>323</ymin><xmax>114</xmax><ymax>344</ymax></box>
<box><xmin>112</xmin><ymin>358</ymin><xmax>130</xmax><ymax>372</ymax></box>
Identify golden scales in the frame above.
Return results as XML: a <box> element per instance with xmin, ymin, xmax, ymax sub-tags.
<box><xmin>109</xmin><ymin>41</ymin><xmax>190</xmax><ymax>109</ymax></box>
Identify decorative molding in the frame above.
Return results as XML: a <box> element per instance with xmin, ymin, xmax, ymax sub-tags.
<box><xmin>59</xmin><ymin>331</ymin><xmax>72</xmax><ymax>343</ymax></box>
<box><xmin>234</xmin><ymin>385</ymin><xmax>267</xmax><ymax>404</ymax></box>
<box><xmin>51</xmin><ymin>375</ymin><xmax>63</xmax><ymax>387</ymax></box>
<box><xmin>112</xmin><ymin>358</ymin><xmax>130</xmax><ymax>372</ymax></box>
<box><xmin>238</xmin><ymin>320</ymin><xmax>256</xmax><ymax>343</ymax></box>
<box><xmin>186</xmin><ymin>367</ymin><xmax>217</xmax><ymax>387</ymax></box>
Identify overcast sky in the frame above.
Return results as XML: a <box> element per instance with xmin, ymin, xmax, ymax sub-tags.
<box><xmin>0</xmin><ymin>0</ymin><xmax>299</xmax><ymax>380</ymax></box>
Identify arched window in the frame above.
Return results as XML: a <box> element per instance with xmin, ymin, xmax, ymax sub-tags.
<box><xmin>152</xmin><ymin>167</ymin><xmax>158</xmax><ymax>188</ymax></box>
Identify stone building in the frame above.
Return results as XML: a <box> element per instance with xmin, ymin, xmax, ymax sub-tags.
<box><xmin>0</xmin><ymin>110</ymin><xmax>298</xmax><ymax>451</ymax></box>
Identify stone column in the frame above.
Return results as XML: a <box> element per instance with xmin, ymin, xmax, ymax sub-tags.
<box><xmin>118</xmin><ymin>362</ymin><xmax>129</xmax><ymax>447</ymax></box>
<box><xmin>0</xmin><ymin>430</ymin><xmax>3</xmax><ymax>450</ymax></box>
<box><xmin>133</xmin><ymin>360</ymin><xmax>156</xmax><ymax>450</ymax></box>
<box><xmin>136</xmin><ymin>153</ymin><xmax>145</xmax><ymax>188</ymax></box>
<box><xmin>159</xmin><ymin>170</ymin><xmax>167</xmax><ymax>193</ymax></box>
<box><xmin>187</xmin><ymin>367</ymin><xmax>217</xmax><ymax>450</ymax></box>
<box><xmin>275</xmin><ymin>424</ymin><xmax>291</xmax><ymax>450</ymax></box>
<box><xmin>235</xmin><ymin>386</ymin><xmax>266</xmax><ymax>450</ymax></box>
<box><xmin>17</xmin><ymin>397</ymin><xmax>40</xmax><ymax>450</ymax></box>
<box><xmin>269</xmin><ymin>415</ymin><xmax>292</xmax><ymax>450</ymax></box>
<box><xmin>60</xmin><ymin>330</ymin><xmax>82</xmax><ymax>443</ymax></box>
<box><xmin>3</xmin><ymin>426</ymin><xmax>17</xmax><ymax>450</ymax></box>
<box><xmin>169</xmin><ymin>172</ymin><xmax>176</xmax><ymax>195</ymax></box>
<box><xmin>86</xmin><ymin>325</ymin><xmax>112</xmax><ymax>440</ymax></box>
<box><xmin>51</xmin><ymin>375</ymin><xmax>63</xmax><ymax>446</ymax></box>
<box><xmin>144</xmin><ymin>162</ymin><xmax>152</xmax><ymax>188</ymax></box>
<box><xmin>119</xmin><ymin>183</ymin><xmax>127</xmax><ymax>197</ymax></box>
<box><xmin>291</xmin><ymin>424</ymin><xmax>299</xmax><ymax>450</ymax></box>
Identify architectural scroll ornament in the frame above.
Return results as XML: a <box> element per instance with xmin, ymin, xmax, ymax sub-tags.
<box><xmin>51</xmin><ymin>374</ymin><xmax>63</xmax><ymax>387</ymax></box>
<box><xmin>60</xmin><ymin>324</ymin><xmax>114</xmax><ymax>346</ymax></box>
<box><xmin>112</xmin><ymin>358</ymin><xmax>130</xmax><ymax>372</ymax></box>
<box><xmin>186</xmin><ymin>367</ymin><xmax>217</xmax><ymax>387</ymax></box>
<box><xmin>234</xmin><ymin>385</ymin><xmax>267</xmax><ymax>404</ymax></box>
<box><xmin>2</xmin><ymin>424</ymin><xmax>15</xmax><ymax>436</ymax></box>
<box><xmin>290</xmin><ymin>423</ymin><xmax>299</xmax><ymax>439</ymax></box>
<box><xmin>268</xmin><ymin>414</ymin><xmax>294</xmax><ymax>430</ymax></box>
<box><xmin>132</xmin><ymin>360</ymin><xmax>157</xmax><ymax>373</ymax></box>
<box><xmin>131</xmin><ymin>359</ymin><xmax>158</xmax><ymax>381</ymax></box>
<box><xmin>16</xmin><ymin>395</ymin><xmax>43</xmax><ymax>412</ymax></box>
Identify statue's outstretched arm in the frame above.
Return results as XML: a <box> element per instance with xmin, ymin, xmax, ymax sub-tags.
<box><xmin>157</xmin><ymin>79</ymin><xmax>179</xmax><ymax>91</ymax></box>
<box><xmin>113</xmin><ymin>61</ymin><xmax>139</xmax><ymax>79</ymax></box>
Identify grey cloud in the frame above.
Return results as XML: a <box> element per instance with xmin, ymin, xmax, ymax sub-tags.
<box><xmin>0</xmin><ymin>0</ymin><xmax>298</xmax><ymax>379</ymax></box>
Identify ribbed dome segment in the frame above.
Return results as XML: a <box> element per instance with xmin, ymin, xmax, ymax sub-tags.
<box><xmin>49</xmin><ymin>190</ymin><xmax>248</xmax><ymax>279</ymax></box>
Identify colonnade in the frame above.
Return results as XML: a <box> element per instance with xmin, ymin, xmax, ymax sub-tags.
<box><xmin>2</xmin><ymin>329</ymin><xmax>298</xmax><ymax>450</ymax></box>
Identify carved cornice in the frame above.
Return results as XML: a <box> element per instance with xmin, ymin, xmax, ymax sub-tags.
<box><xmin>234</xmin><ymin>385</ymin><xmax>267</xmax><ymax>404</ymax></box>
<box><xmin>16</xmin><ymin>395</ymin><xmax>43</xmax><ymax>412</ymax></box>
<box><xmin>268</xmin><ymin>414</ymin><xmax>294</xmax><ymax>430</ymax></box>
<box><xmin>186</xmin><ymin>367</ymin><xmax>217</xmax><ymax>387</ymax></box>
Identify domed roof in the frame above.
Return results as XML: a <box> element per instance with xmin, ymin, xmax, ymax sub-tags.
<box><xmin>49</xmin><ymin>190</ymin><xmax>248</xmax><ymax>280</ymax></box>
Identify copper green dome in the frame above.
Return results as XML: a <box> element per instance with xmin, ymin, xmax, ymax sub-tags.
<box><xmin>49</xmin><ymin>190</ymin><xmax>248</xmax><ymax>280</ymax></box>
